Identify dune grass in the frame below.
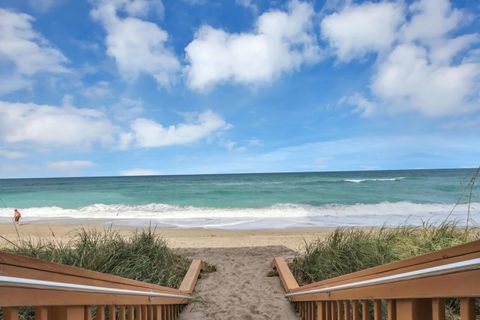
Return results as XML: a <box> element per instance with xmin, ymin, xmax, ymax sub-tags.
<box><xmin>290</xmin><ymin>222</ymin><xmax>479</xmax><ymax>285</ymax></box>
<box><xmin>1</xmin><ymin>227</ymin><xmax>191</xmax><ymax>288</ymax></box>
<box><xmin>0</xmin><ymin>228</ymin><xmax>193</xmax><ymax>320</ymax></box>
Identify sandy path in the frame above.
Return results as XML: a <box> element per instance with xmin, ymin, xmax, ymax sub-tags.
<box><xmin>178</xmin><ymin>246</ymin><xmax>299</xmax><ymax>320</ymax></box>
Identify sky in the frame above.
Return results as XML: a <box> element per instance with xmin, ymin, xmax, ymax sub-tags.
<box><xmin>0</xmin><ymin>0</ymin><xmax>479</xmax><ymax>178</ymax></box>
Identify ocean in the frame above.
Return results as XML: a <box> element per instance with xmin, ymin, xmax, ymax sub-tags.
<box><xmin>0</xmin><ymin>168</ymin><xmax>478</xmax><ymax>229</ymax></box>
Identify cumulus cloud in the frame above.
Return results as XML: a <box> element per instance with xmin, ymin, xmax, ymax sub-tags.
<box><xmin>46</xmin><ymin>160</ymin><xmax>96</xmax><ymax>172</ymax></box>
<box><xmin>372</xmin><ymin>43</ymin><xmax>479</xmax><ymax>117</ymax></box>
<box><xmin>325</xmin><ymin>0</ymin><xmax>480</xmax><ymax>117</ymax></box>
<box><xmin>185</xmin><ymin>0</ymin><xmax>321</xmax><ymax>90</ymax></box>
<box><xmin>0</xmin><ymin>9</ymin><xmax>68</xmax><ymax>94</ymax></box>
<box><xmin>123</xmin><ymin>110</ymin><xmax>231</xmax><ymax>148</ymax></box>
<box><xmin>91</xmin><ymin>0</ymin><xmax>179</xmax><ymax>87</ymax></box>
<box><xmin>0</xmin><ymin>101</ymin><xmax>117</xmax><ymax>148</ymax></box>
<box><xmin>120</xmin><ymin>168</ymin><xmax>162</xmax><ymax>176</ymax></box>
<box><xmin>321</xmin><ymin>2</ymin><xmax>404</xmax><ymax>61</ymax></box>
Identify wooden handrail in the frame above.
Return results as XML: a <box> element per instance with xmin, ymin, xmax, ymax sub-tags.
<box><xmin>0</xmin><ymin>251</ymin><xmax>204</xmax><ymax>320</ymax></box>
<box><xmin>273</xmin><ymin>240</ymin><xmax>480</xmax><ymax>320</ymax></box>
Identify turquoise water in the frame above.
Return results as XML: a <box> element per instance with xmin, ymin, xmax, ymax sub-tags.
<box><xmin>0</xmin><ymin>169</ymin><xmax>478</xmax><ymax>229</ymax></box>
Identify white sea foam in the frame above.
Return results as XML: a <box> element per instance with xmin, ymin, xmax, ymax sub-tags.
<box><xmin>344</xmin><ymin>177</ymin><xmax>406</xmax><ymax>183</ymax></box>
<box><xmin>0</xmin><ymin>201</ymin><xmax>477</xmax><ymax>229</ymax></box>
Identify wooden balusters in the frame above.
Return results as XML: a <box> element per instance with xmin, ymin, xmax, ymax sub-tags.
<box><xmin>4</xmin><ymin>307</ymin><xmax>19</xmax><ymax>320</ymax></box>
<box><xmin>97</xmin><ymin>306</ymin><xmax>106</xmax><ymax>320</ymax></box>
<box><xmin>84</xmin><ymin>306</ymin><xmax>92</xmax><ymax>320</ymax></box>
<box><xmin>387</xmin><ymin>300</ymin><xmax>396</xmax><ymax>320</ymax></box>
<box><xmin>35</xmin><ymin>306</ymin><xmax>49</xmax><ymax>320</ymax></box>
<box><xmin>352</xmin><ymin>301</ymin><xmax>359</xmax><ymax>320</ymax></box>
<box><xmin>344</xmin><ymin>301</ymin><xmax>351</xmax><ymax>320</ymax></box>
<box><xmin>361</xmin><ymin>301</ymin><xmax>369</xmax><ymax>320</ymax></box>
<box><xmin>460</xmin><ymin>298</ymin><xmax>475</xmax><ymax>320</ymax></box>
<box><xmin>108</xmin><ymin>305</ymin><xmax>116</xmax><ymax>320</ymax></box>
<box><xmin>118</xmin><ymin>305</ymin><xmax>126</xmax><ymax>320</ymax></box>
<box><xmin>431</xmin><ymin>299</ymin><xmax>444</xmax><ymax>320</ymax></box>
<box><xmin>373</xmin><ymin>300</ymin><xmax>381</xmax><ymax>320</ymax></box>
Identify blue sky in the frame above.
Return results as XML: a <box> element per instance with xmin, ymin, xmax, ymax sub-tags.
<box><xmin>0</xmin><ymin>0</ymin><xmax>479</xmax><ymax>178</ymax></box>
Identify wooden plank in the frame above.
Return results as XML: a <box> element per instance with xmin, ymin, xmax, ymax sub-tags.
<box><xmin>352</xmin><ymin>301</ymin><xmax>359</xmax><ymax>320</ymax></box>
<box><xmin>35</xmin><ymin>306</ymin><xmax>48</xmax><ymax>320</ymax></box>
<box><xmin>272</xmin><ymin>257</ymin><xmax>300</xmax><ymax>292</ymax></box>
<box><xmin>387</xmin><ymin>300</ymin><xmax>396</xmax><ymax>320</ymax></box>
<box><xmin>4</xmin><ymin>307</ymin><xmax>19</xmax><ymax>320</ymax></box>
<box><xmin>0</xmin><ymin>287</ymin><xmax>188</xmax><ymax>306</ymax></box>
<box><xmin>344</xmin><ymin>301</ymin><xmax>351</xmax><ymax>320</ymax></box>
<box><xmin>460</xmin><ymin>298</ymin><xmax>475</xmax><ymax>320</ymax></box>
<box><xmin>84</xmin><ymin>306</ymin><xmax>92</xmax><ymax>320</ymax></box>
<box><xmin>361</xmin><ymin>301</ymin><xmax>369</xmax><ymax>320</ymax></box>
<box><xmin>317</xmin><ymin>301</ymin><xmax>326</xmax><ymax>320</ymax></box>
<box><xmin>153</xmin><ymin>305</ymin><xmax>162</xmax><ymax>320</ymax></box>
<box><xmin>108</xmin><ymin>305</ymin><xmax>116</xmax><ymax>320</ymax></box>
<box><xmin>337</xmin><ymin>301</ymin><xmax>343</xmax><ymax>320</ymax></box>
<box><xmin>142</xmin><ymin>305</ymin><xmax>147</xmax><ymax>320</ymax></box>
<box><xmin>395</xmin><ymin>299</ymin><xmax>432</xmax><ymax>320</ymax></box>
<box><xmin>97</xmin><ymin>306</ymin><xmax>106</xmax><ymax>320</ymax></box>
<box><xmin>431</xmin><ymin>299</ymin><xmax>444</xmax><ymax>320</ymax></box>
<box><xmin>289</xmin><ymin>268</ymin><xmax>480</xmax><ymax>302</ymax></box>
<box><xmin>118</xmin><ymin>306</ymin><xmax>126</xmax><ymax>320</ymax></box>
<box><xmin>49</xmin><ymin>306</ymin><xmax>85</xmax><ymax>320</ymax></box>
<box><xmin>325</xmin><ymin>301</ymin><xmax>332</xmax><ymax>320</ymax></box>
<box><xmin>373</xmin><ymin>300</ymin><xmax>381</xmax><ymax>320</ymax></box>
<box><xmin>127</xmin><ymin>305</ymin><xmax>134</xmax><ymax>320</ymax></box>
<box><xmin>0</xmin><ymin>252</ymin><xmax>179</xmax><ymax>294</ymax></box>
<box><xmin>178</xmin><ymin>260</ymin><xmax>203</xmax><ymax>294</ymax></box>
<box><xmin>331</xmin><ymin>301</ymin><xmax>336</xmax><ymax>320</ymax></box>
<box><xmin>289</xmin><ymin>240</ymin><xmax>480</xmax><ymax>293</ymax></box>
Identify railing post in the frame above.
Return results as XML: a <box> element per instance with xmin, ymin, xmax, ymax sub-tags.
<box><xmin>387</xmin><ymin>300</ymin><xmax>397</xmax><ymax>320</ymax></box>
<box><xmin>352</xmin><ymin>301</ymin><xmax>359</xmax><ymax>320</ymax></box>
<box><xmin>118</xmin><ymin>305</ymin><xmax>126</xmax><ymax>320</ymax></box>
<box><xmin>4</xmin><ymin>307</ymin><xmax>19</xmax><ymax>320</ymax></box>
<box><xmin>361</xmin><ymin>300</ymin><xmax>369</xmax><ymax>320</ymax></box>
<box><xmin>431</xmin><ymin>299</ymin><xmax>444</xmax><ymax>320</ymax></box>
<box><xmin>108</xmin><ymin>305</ymin><xmax>116</xmax><ymax>320</ymax></box>
<box><xmin>317</xmin><ymin>301</ymin><xmax>326</xmax><ymax>320</ymax></box>
<box><xmin>344</xmin><ymin>301</ymin><xmax>351</xmax><ymax>320</ymax></box>
<box><xmin>127</xmin><ymin>305</ymin><xmax>134</xmax><ymax>320</ymax></box>
<box><xmin>35</xmin><ymin>306</ymin><xmax>48</xmax><ymax>320</ymax></box>
<box><xmin>374</xmin><ymin>300</ymin><xmax>381</xmax><ymax>320</ymax></box>
<box><xmin>97</xmin><ymin>306</ymin><xmax>106</xmax><ymax>320</ymax></box>
<box><xmin>49</xmin><ymin>306</ymin><xmax>85</xmax><ymax>320</ymax></box>
<box><xmin>396</xmin><ymin>299</ymin><xmax>432</xmax><ymax>320</ymax></box>
<box><xmin>460</xmin><ymin>298</ymin><xmax>475</xmax><ymax>320</ymax></box>
<box><xmin>84</xmin><ymin>306</ymin><xmax>92</xmax><ymax>320</ymax></box>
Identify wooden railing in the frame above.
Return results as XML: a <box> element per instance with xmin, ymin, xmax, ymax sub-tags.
<box><xmin>0</xmin><ymin>251</ymin><xmax>203</xmax><ymax>320</ymax></box>
<box><xmin>273</xmin><ymin>240</ymin><xmax>480</xmax><ymax>320</ymax></box>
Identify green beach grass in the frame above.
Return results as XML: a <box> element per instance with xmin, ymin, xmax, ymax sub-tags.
<box><xmin>2</xmin><ymin>227</ymin><xmax>191</xmax><ymax>288</ymax></box>
<box><xmin>289</xmin><ymin>223</ymin><xmax>480</xmax><ymax>319</ymax></box>
<box><xmin>0</xmin><ymin>227</ymin><xmax>192</xmax><ymax>320</ymax></box>
<box><xmin>291</xmin><ymin>223</ymin><xmax>479</xmax><ymax>285</ymax></box>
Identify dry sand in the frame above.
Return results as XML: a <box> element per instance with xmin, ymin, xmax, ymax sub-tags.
<box><xmin>0</xmin><ymin>222</ymin><xmax>334</xmax><ymax>320</ymax></box>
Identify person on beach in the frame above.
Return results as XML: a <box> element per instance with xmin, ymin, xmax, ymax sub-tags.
<box><xmin>13</xmin><ymin>209</ymin><xmax>21</xmax><ymax>225</ymax></box>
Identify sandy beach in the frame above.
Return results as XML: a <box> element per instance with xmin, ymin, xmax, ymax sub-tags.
<box><xmin>0</xmin><ymin>222</ymin><xmax>333</xmax><ymax>319</ymax></box>
<box><xmin>0</xmin><ymin>222</ymin><xmax>333</xmax><ymax>251</ymax></box>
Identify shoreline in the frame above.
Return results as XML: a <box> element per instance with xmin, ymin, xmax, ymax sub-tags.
<box><xmin>0</xmin><ymin>222</ymin><xmax>335</xmax><ymax>251</ymax></box>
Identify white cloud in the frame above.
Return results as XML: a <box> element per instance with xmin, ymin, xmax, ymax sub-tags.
<box><xmin>91</xmin><ymin>0</ymin><xmax>179</xmax><ymax>87</ymax></box>
<box><xmin>321</xmin><ymin>2</ymin><xmax>404</xmax><ymax>61</ymax></box>
<box><xmin>0</xmin><ymin>101</ymin><xmax>117</xmax><ymax>148</ymax></box>
<box><xmin>0</xmin><ymin>9</ymin><xmax>68</xmax><ymax>94</ymax></box>
<box><xmin>46</xmin><ymin>160</ymin><xmax>96</xmax><ymax>172</ymax></box>
<box><xmin>326</xmin><ymin>0</ymin><xmax>480</xmax><ymax>117</ymax></box>
<box><xmin>126</xmin><ymin>110</ymin><xmax>231</xmax><ymax>148</ymax></box>
<box><xmin>339</xmin><ymin>93</ymin><xmax>376</xmax><ymax>116</ymax></box>
<box><xmin>0</xmin><ymin>149</ymin><xmax>27</xmax><ymax>160</ymax></box>
<box><xmin>185</xmin><ymin>0</ymin><xmax>321</xmax><ymax>91</ymax></box>
<box><xmin>372</xmin><ymin>43</ymin><xmax>479</xmax><ymax>117</ymax></box>
<box><xmin>120</xmin><ymin>168</ymin><xmax>162</xmax><ymax>176</ymax></box>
